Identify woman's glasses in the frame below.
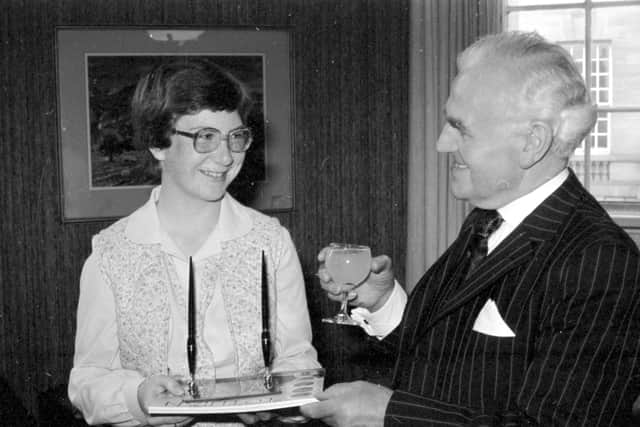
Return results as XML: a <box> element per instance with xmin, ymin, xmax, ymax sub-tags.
<box><xmin>172</xmin><ymin>127</ymin><xmax>253</xmax><ymax>153</ymax></box>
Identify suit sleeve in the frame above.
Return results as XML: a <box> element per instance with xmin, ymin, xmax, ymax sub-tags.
<box><xmin>384</xmin><ymin>241</ymin><xmax>640</xmax><ymax>426</ymax></box>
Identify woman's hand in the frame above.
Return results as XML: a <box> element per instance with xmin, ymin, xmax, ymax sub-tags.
<box><xmin>237</xmin><ymin>411</ymin><xmax>276</xmax><ymax>424</ymax></box>
<box><xmin>137</xmin><ymin>375</ymin><xmax>193</xmax><ymax>426</ymax></box>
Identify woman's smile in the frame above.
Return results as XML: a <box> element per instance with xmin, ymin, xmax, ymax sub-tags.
<box><xmin>199</xmin><ymin>168</ymin><xmax>227</xmax><ymax>180</ymax></box>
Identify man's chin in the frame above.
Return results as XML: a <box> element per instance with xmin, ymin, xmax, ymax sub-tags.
<box><xmin>449</xmin><ymin>184</ymin><xmax>470</xmax><ymax>201</ymax></box>
<box><xmin>206</xmin><ymin>193</ymin><xmax>226</xmax><ymax>203</ymax></box>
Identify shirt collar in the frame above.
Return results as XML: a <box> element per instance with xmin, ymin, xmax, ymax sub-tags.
<box><xmin>498</xmin><ymin>168</ymin><xmax>569</xmax><ymax>229</ymax></box>
<box><xmin>125</xmin><ymin>187</ymin><xmax>253</xmax><ymax>246</ymax></box>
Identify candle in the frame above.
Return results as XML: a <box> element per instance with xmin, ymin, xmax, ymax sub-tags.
<box><xmin>261</xmin><ymin>251</ymin><xmax>273</xmax><ymax>389</ymax></box>
<box><xmin>187</xmin><ymin>257</ymin><xmax>198</xmax><ymax>397</ymax></box>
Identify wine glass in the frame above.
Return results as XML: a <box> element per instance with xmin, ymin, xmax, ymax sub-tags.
<box><xmin>321</xmin><ymin>243</ymin><xmax>372</xmax><ymax>326</ymax></box>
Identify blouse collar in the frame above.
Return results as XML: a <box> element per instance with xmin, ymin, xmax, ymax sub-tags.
<box><xmin>125</xmin><ymin>187</ymin><xmax>253</xmax><ymax>248</ymax></box>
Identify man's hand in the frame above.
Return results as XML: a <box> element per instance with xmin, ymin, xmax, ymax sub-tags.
<box><xmin>137</xmin><ymin>375</ymin><xmax>193</xmax><ymax>426</ymax></box>
<box><xmin>317</xmin><ymin>247</ymin><xmax>395</xmax><ymax>312</ymax></box>
<box><xmin>236</xmin><ymin>411</ymin><xmax>276</xmax><ymax>424</ymax></box>
<box><xmin>299</xmin><ymin>381</ymin><xmax>393</xmax><ymax>427</ymax></box>
<box><xmin>237</xmin><ymin>412</ymin><xmax>311</xmax><ymax>424</ymax></box>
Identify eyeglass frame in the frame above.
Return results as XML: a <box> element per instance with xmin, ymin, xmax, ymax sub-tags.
<box><xmin>171</xmin><ymin>126</ymin><xmax>253</xmax><ymax>153</ymax></box>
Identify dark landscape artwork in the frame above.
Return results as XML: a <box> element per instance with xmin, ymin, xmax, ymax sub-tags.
<box><xmin>87</xmin><ymin>55</ymin><xmax>266</xmax><ymax>205</ymax></box>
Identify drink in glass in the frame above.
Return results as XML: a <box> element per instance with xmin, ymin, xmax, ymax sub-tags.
<box><xmin>321</xmin><ymin>243</ymin><xmax>371</xmax><ymax>325</ymax></box>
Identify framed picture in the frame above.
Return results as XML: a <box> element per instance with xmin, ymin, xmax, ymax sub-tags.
<box><xmin>56</xmin><ymin>27</ymin><xmax>293</xmax><ymax>222</ymax></box>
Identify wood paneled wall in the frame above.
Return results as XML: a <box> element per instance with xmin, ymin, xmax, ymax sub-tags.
<box><xmin>0</xmin><ymin>0</ymin><xmax>408</xmax><ymax>417</ymax></box>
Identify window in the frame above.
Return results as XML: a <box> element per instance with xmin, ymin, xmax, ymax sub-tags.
<box><xmin>561</xmin><ymin>41</ymin><xmax>612</xmax><ymax>155</ymax></box>
<box><xmin>505</xmin><ymin>0</ymin><xmax>640</xmax><ymax>225</ymax></box>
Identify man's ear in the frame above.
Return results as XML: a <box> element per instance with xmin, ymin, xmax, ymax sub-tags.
<box><xmin>520</xmin><ymin>121</ymin><xmax>553</xmax><ymax>169</ymax></box>
<box><xmin>149</xmin><ymin>147</ymin><xmax>166</xmax><ymax>162</ymax></box>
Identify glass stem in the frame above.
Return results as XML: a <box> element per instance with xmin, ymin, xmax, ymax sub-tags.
<box><xmin>338</xmin><ymin>291</ymin><xmax>350</xmax><ymax>316</ymax></box>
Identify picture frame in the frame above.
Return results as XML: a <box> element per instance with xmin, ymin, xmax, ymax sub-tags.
<box><xmin>56</xmin><ymin>27</ymin><xmax>294</xmax><ymax>222</ymax></box>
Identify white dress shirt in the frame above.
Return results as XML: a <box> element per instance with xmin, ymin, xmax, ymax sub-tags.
<box><xmin>353</xmin><ymin>169</ymin><xmax>570</xmax><ymax>339</ymax></box>
<box><xmin>69</xmin><ymin>188</ymin><xmax>319</xmax><ymax>425</ymax></box>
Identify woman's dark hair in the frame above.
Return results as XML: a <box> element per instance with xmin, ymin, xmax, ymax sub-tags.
<box><xmin>131</xmin><ymin>58</ymin><xmax>253</xmax><ymax>150</ymax></box>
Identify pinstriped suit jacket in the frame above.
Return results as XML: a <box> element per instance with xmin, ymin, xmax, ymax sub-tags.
<box><xmin>384</xmin><ymin>171</ymin><xmax>640</xmax><ymax>426</ymax></box>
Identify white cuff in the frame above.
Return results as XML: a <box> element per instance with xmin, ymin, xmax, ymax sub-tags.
<box><xmin>123</xmin><ymin>376</ymin><xmax>148</xmax><ymax>424</ymax></box>
<box><xmin>350</xmin><ymin>281</ymin><xmax>407</xmax><ymax>339</ymax></box>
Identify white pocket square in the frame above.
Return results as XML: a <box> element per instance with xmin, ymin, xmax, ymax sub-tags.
<box><xmin>472</xmin><ymin>299</ymin><xmax>515</xmax><ymax>337</ymax></box>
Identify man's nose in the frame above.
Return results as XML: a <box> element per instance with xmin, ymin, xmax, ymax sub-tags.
<box><xmin>436</xmin><ymin>124</ymin><xmax>458</xmax><ymax>153</ymax></box>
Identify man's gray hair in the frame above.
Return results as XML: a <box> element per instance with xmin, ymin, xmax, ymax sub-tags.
<box><xmin>458</xmin><ymin>31</ymin><xmax>597</xmax><ymax>156</ymax></box>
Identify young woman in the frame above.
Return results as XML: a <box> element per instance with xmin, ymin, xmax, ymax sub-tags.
<box><xmin>69</xmin><ymin>59</ymin><xmax>319</xmax><ymax>427</ymax></box>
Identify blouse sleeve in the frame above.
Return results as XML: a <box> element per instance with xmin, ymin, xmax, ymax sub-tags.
<box><xmin>271</xmin><ymin>227</ymin><xmax>321</xmax><ymax>372</ymax></box>
<box><xmin>68</xmin><ymin>252</ymin><xmax>148</xmax><ymax>426</ymax></box>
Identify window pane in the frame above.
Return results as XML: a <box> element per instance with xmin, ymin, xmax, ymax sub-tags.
<box><xmin>573</xmin><ymin>46</ymin><xmax>584</xmax><ymax>60</ymax></box>
<box><xmin>599</xmin><ymin>46</ymin><xmax>609</xmax><ymax>57</ymax></box>
<box><xmin>592</xmin><ymin>6</ymin><xmax>640</xmax><ymax>107</ymax></box>
<box><xmin>573</xmin><ymin>112</ymin><xmax>610</xmax><ymax>155</ymax></box>
<box><xmin>507</xmin><ymin>9</ymin><xmax>585</xmax><ymax>41</ymax></box>
<box><xmin>598</xmin><ymin>119</ymin><xmax>607</xmax><ymax>133</ymax></box>
<box><xmin>600</xmin><ymin>60</ymin><xmax>608</xmax><ymax>72</ymax></box>
<box><xmin>570</xmin><ymin>112</ymin><xmax>640</xmax><ymax>217</ymax></box>
<box><xmin>508</xmin><ymin>0</ymin><xmax>583</xmax><ymax>5</ymax></box>
<box><xmin>598</xmin><ymin>135</ymin><xmax>607</xmax><ymax>148</ymax></box>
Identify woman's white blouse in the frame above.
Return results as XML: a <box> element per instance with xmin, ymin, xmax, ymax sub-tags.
<box><xmin>68</xmin><ymin>188</ymin><xmax>319</xmax><ymax>426</ymax></box>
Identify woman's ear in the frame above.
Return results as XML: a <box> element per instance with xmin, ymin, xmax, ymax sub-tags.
<box><xmin>520</xmin><ymin>121</ymin><xmax>553</xmax><ymax>169</ymax></box>
<box><xmin>149</xmin><ymin>147</ymin><xmax>166</xmax><ymax>162</ymax></box>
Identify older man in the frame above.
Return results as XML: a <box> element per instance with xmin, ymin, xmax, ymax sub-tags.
<box><xmin>302</xmin><ymin>31</ymin><xmax>640</xmax><ymax>426</ymax></box>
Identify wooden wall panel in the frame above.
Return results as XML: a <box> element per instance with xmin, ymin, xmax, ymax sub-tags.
<box><xmin>0</xmin><ymin>0</ymin><xmax>408</xmax><ymax>418</ymax></box>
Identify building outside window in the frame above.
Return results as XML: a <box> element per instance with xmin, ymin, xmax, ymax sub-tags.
<box><xmin>562</xmin><ymin>41</ymin><xmax>611</xmax><ymax>156</ymax></box>
<box><xmin>505</xmin><ymin>0</ymin><xmax>640</xmax><ymax>226</ymax></box>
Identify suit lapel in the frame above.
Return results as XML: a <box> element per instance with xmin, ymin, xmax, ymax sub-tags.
<box><xmin>425</xmin><ymin>231</ymin><xmax>537</xmax><ymax>329</ymax></box>
<box><xmin>422</xmin><ymin>170</ymin><xmax>584</xmax><ymax>332</ymax></box>
<box><xmin>399</xmin><ymin>225</ymin><xmax>475</xmax><ymax>346</ymax></box>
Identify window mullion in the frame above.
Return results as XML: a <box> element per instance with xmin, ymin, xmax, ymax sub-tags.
<box><xmin>584</xmin><ymin>1</ymin><xmax>592</xmax><ymax>190</ymax></box>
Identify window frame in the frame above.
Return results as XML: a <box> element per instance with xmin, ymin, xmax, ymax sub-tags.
<box><xmin>504</xmin><ymin>0</ymin><xmax>640</xmax><ymax>228</ymax></box>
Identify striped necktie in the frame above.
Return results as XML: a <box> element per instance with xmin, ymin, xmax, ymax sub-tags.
<box><xmin>464</xmin><ymin>209</ymin><xmax>504</xmax><ymax>280</ymax></box>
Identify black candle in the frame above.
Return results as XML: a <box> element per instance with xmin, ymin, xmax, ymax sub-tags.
<box><xmin>187</xmin><ymin>257</ymin><xmax>198</xmax><ymax>396</ymax></box>
<box><xmin>261</xmin><ymin>251</ymin><xmax>273</xmax><ymax>389</ymax></box>
<box><xmin>261</xmin><ymin>251</ymin><xmax>269</xmax><ymax>332</ymax></box>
